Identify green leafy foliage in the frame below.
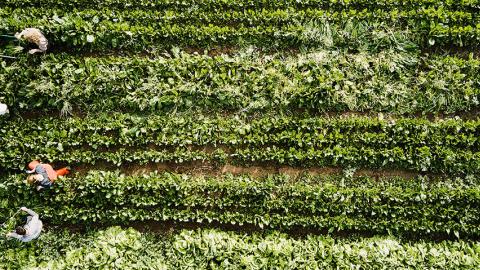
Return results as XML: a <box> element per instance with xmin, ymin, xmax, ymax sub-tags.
<box><xmin>5</xmin><ymin>0</ymin><xmax>480</xmax><ymax>10</ymax></box>
<box><xmin>3</xmin><ymin>50</ymin><xmax>480</xmax><ymax>115</ymax></box>
<box><xmin>0</xmin><ymin>5</ymin><xmax>423</xmax><ymax>53</ymax></box>
<box><xmin>1</xmin><ymin>114</ymin><xmax>479</xmax><ymax>174</ymax></box>
<box><xmin>1</xmin><ymin>0</ymin><xmax>480</xmax><ymax>52</ymax></box>
<box><xmin>1</xmin><ymin>226</ymin><xmax>479</xmax><ymax>269</ymax></box>
<box><xmin>1</xmin><ymin>0</ymin><xmax>480</xmax><ymax>266</ymax></box>
<box><xmin>1</xmin><ymin>6</ymin><xmax>476</xmax><ymax>29</ymax></box>
<box><xmin>1</xmin><ymin>172</ymin><xmax>479</xmax><ymax>238</ymax></box>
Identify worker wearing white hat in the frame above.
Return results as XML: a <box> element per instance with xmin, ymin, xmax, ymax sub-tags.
<box><xmin>0</xmin><ymin>103</ymin><xmax>8</xmax><ymax>115</ymax></box>
<box><xmin>15</xmin><ymin>28</ymin><xmax>48</xmax><ymax>54</ymax></box>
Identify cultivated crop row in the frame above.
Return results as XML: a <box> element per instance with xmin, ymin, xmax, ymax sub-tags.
<box><xmin>1</xmin><ymin>14</ymin><xmax>418</xmax><ymax>52</ymax></box>
<box><xmin>3</xmin><ymin>7</ymin><xmax>478</xmax><ymax>27</ymax></box>
<box><xmin>1</xmin><ymin>7</ymin><xmax>478</xmax><ymax>52</ymax></box>
<box><xmin>2</xmin><ymin>51</ymin><xmax>479</xmax><ymax>114</ymax></box>
<box><xmin>1</xmin><ymin>114</ymin><xmax>479</xmax><ymax>173</ymax></box>
<box><xmin>2</xmin><ymin>227</ymin><xmax>479</xmax><ymax>269</ymax></box>
<box><xmin>1</xmin><ymin>172</ymin><xmax>479</xmax><ymax>238</ymax></box>
<box><xmin>4</xmin><ymin>0</ymin><xmax>480</xmax><ymax>10</ymax></box>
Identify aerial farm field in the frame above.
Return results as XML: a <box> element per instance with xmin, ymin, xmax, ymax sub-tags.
<box><xmin>0</xmin><ymin>0</ymin><xmax>480</xmax><ymax>269</ymax></box>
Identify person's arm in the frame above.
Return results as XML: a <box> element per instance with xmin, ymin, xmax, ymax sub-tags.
<box><xmin>6</xmin><ymin>232</ymin><xmax>23</xmax><ymax>240</ymax></box>
<box><xmin>20</xmin><ymin>207</ymin><xmax>38</xmax><ymax>218</ymax></box>
<box><xmin>14</xmin><ymin>31</ymin><xmax>24</xmax><ymax>40</ymax></box>
<box><xmin>26</xmin><ymin>161</ymin><xmax>41</xmax><ymax>174</ymax></box>
<box><xmin>23</xmin><ymin>165</ymin><xmax>44</xmax><ymax>175</ymax></box>
<box><xmin>28</xmin><ymin>49</ymin><xmax>44</xmax><ymax>54</ymax></box>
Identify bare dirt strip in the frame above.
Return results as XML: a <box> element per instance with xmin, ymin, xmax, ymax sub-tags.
<box><xmin>45</xmin><ymin>219</ymin><xmax>468</xmax><ymax>241</ymax></box>
<box><xmin>72</xmin><ymin>161</ymin><xmax>424</xmax><ymax>180</ymax></box>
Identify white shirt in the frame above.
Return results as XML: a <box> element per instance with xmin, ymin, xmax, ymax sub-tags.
<box><xmin>0</xmin><ymin>103</ymin><xmax>8</xmax><ymax>115</ymax></box>
<box><xmin>9</xmin><ymin>209</ymin><xmax>43</xmax><ymax>242</ymax></box>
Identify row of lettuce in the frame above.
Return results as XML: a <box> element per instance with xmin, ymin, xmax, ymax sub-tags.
<box><xmin>1</xmin><ymin>51</ymin><xmax>479</xmax><ymax>115</ymax></box>
<box><xmin>0</xmin><ymin>15</ymin><xmax>417</xmax><ymax>52</ymax></box>
<box><xmin>3</xmin><ymin>6</ymin><xmax>478</xmax><ymax>27</ymax></box>
<box><xmin>0</xmin><ymin>171</ymin><xmax>479</xmax><ymax>239</ymax></box>
<box><xmin>4</xmin><ymin>0</ymin><xmax>480</xmax><ymax>10</ymax></box>
<box><xmin>0</xmin><ymin>6</ymin><xmax>479</xmax><ymax>52</ymax></box>
<box><xmin>1</xmin><ymin>114</ymin><xmax>479</xmax><ymax>173</ymax></box>
<box><xmin>1</xmin><ymin>226</ymin><xmax>479</xmax><ymax>269</ymax></box>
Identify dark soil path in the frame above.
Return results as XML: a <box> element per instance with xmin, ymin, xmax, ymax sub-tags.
<box><xmin>45</xmin><ymin>219</ymin><xmax>471</xmax><ymax>242</ymax></box>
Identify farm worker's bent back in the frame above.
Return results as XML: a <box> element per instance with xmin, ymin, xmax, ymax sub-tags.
<box><xmin>26</xmin><ymin>160</ymin><xmax>70</xmax><ymax>190</ymax></box>
<box><xmin>6</xmin><ymin>207</ymin><xmax>43</xmax><ymax>242</ymax></box>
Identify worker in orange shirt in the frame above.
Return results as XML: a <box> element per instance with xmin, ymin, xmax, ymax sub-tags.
<box><xmin>25</xmin><ymin>160</ymin><xmax>70</xmax><ymax>191</ymax></box>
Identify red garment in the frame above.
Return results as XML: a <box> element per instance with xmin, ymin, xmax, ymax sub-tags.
<box><xmin>55</xmin><ymin>167</ymin><xmax>69</xmax><ymax>178</ymax></box>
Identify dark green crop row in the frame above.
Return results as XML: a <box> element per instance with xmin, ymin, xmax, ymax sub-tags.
<box><xmin>1</xmin><ymin>114</ymin><xmax>479</xmax><ymax>173</ymax></box>
<box><xmin>1</xmin><ymin>172</ymin><xmax>480</xmax><ymax>239</ymax></box>
<box><xmin>2</xmin><ymin>7</ymin><xmax>477</xmax><ymax>28</ymax></box>
<box><xmin>3</xmin><ymin>145</ymin><xmax>477</xmax><ymax>174</ymax></box>
<box><xmin>2</xmin><ymin>227</ymin><xmax>479</xmax><ymax>269</ymax></box>
<box><xmin>0</xmin><ymin>11</ymin><xmax>421</xmax><ymax>53</ymax></box>
<box><xmin>3</xmin><ymin>0</ymin><xmax>480</xmax><ymax>11</ymax></box>
<box><xmin>1</xmin><ymin>4</ymin><xmax>479</xmax><ymax>52</ymax></box>
<box><xmin>2</xmin><ymin>51</ymin><xmax>479</xmax><ymax>115</ymax></box>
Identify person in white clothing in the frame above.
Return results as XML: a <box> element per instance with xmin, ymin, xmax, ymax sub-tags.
<box><xmin>14</xmin><ymin>28</ymin><xmax>48</xmax><ymax>54</ymax></box>
<box><xmin>6</xmin><ymin>207</ymin><xmax>43</xmax><ymax>242</ymax></box>
<box><xmin>0</xmin><ymin>103</ymin><xmax>8</xmax><ymax>115</ymax></box>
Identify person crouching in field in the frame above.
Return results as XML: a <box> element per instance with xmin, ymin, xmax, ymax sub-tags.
<box><xmin>26</xmin><ymin>160</ymin><xmax>70</xmax><ymax>191</ymax></box>
<box><xmin>14</xmin><ymin>28</ymin><xmax>48</xmax><ymax>54</ymax></box>
<box><xmin>6</xmin><ymin>207</ymin><xmax>42</xmax><ymax>242</ymax></box>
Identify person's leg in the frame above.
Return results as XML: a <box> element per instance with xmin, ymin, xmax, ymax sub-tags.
<box><xmin>55</xmin><ymin>167</ymin><xmax>70</xmax><ymax>177</ymax></box>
